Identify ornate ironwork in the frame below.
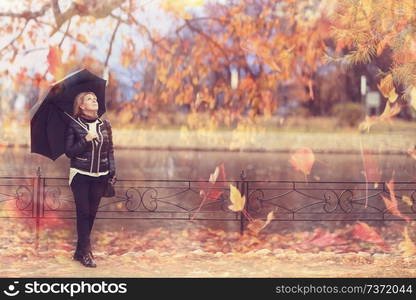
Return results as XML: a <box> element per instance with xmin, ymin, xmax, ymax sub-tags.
<box><xmin>0</xmin><ymin>179</ymin><xmax>34</xmax><ymax>217</ymax></box>
<box><xmin>1</xmin><ymin>170</ymin><xmax>416</xmax><ymax>249</ymax></box>
<box><xmin>244</xmin><ymin>181</ymin><xmax>416</xmax><ymax>222</ymax></box>
<box><xmin>16</xmin><ymin>185</ymin><xmax>33</xmax><ymax>211</ymax></box>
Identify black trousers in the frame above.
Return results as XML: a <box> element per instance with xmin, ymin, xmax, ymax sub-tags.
<box><xmin>70</xmin><ymin>172</ymin><xmax>109</xmax><ymax>255</ymax></box>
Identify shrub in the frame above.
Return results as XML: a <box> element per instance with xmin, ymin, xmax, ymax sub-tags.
<box><xmin>331</xmin><ymin>102</ymin><xmax>365</xmax><ymax>127</ymax></box>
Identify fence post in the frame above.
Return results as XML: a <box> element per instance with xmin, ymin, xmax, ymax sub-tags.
<box><xmin>239</xmin><ymin>170</ymin><xmax>247</xmax><ymax>235</ymax></box>
<box><xmin>35</xmin><ymin>166</ymin><xmax>41</xmax><ymax>250</ymax></box>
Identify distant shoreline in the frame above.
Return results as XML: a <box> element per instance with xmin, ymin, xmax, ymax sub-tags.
<box><xmin>3</xmin><ymin>143</ymin><xmax>412</xmax><ymax>155</ymax></box>
<box><xmin>3</xmin><ymin>126</ymin><xmax>415</xmax><ymax>155</ymax></box>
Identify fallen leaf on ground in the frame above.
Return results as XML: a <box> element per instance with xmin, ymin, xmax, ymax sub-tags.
<box><xmin>351</xmin><ymin>222</ymin><xmax>389</xmax><ymax>251</ymax></box>
<box><xmin>399</xmin><ymin>227</ymin><xmax>416</xmax><ymax>257</ymax></box>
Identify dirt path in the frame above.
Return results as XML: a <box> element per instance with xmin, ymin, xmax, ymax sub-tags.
<box><xmin>1</xmin><ymin>249</ymin><xmax>415</xmax><ymax>278</ymax></box>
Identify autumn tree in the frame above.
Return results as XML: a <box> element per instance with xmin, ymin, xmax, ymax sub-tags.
<box><xmin>0</xmin><ymin>0</ymin><xmax>142</xmax><ymax>123</ymax></box>
<box><xmin>329</xmin><ymin>0</ymin><xmax>416</xmax><ymax>124</ymax></box>
<box><xmin>130</xmin><ymin>0</ymin><xmax>334</xmax><ymax>127</ymax></box>
<box><xmin>0</xmin><ymin>0</ymin><xmax>336</xmax><ymax>126</ymax></box>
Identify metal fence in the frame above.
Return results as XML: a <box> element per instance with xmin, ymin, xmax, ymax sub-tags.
<box><xmin>1</xmin><ymin>167</ymin><xmax>415</xmax><ymax>248</ymax></box>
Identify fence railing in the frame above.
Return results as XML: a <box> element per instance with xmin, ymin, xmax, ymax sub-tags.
<box><xmin>1</xmin><ymin>167</ymin><xmax>415</xmax><ymax>248</ymax></box>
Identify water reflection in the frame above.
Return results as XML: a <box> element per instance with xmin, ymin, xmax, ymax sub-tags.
<box><xmin>1</xmin><ymin>147</ymin><xmax>415</xmax><ymax>182</ymax></box>
<box><xmin>1</xmin><ymin>146</ymin><xmax>415</xmax><ymax>232</ymax></box>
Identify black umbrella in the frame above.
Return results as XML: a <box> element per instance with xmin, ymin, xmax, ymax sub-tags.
<box><xmin>30</xmin><ymin>69</ymin><xmax>107</xmax><ymax>160</ymax></box>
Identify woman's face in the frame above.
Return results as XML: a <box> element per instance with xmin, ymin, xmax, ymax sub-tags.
<box><xmin>80</xmin><ymin>93</ymin><xmax>98</xmax><ymax>111</ymax></box>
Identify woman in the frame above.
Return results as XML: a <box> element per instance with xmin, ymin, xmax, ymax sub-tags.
<box><xmin>64</xmin><ymin>91</ymin><xmax>116</xmax><ymax>268</ymax></box>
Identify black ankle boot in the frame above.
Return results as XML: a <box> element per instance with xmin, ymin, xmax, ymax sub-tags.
<box><xmin>79</xmin><ymin>252</ymin><xmax>96</xmax><ymax>268</ymax></box>
<box><xmin>73</xmin><ymin>252</ymin><xmax>82</xmax><ymax>261</ymax></box>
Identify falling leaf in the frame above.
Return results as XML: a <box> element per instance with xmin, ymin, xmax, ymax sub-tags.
<box><xmin>379</xmin><ymin>102</ymin><xmax>401</xmax><ymax>121</ymax></box>
<box><xmin>402</xmin><ymin>195</ymin><xmax>413</xmax><ymax>207</ymax></box>
<box><xmin>378</xmin><ymin>74</ymin><xmax>394</xmax><ymax>98</ymax></box>
<box><xmin>205</xmin><ymin>163</ymin><xmax>226</xmax><ymax>201</ymax></box>
<box><xmin>264</xmin><ymin>211</ymin><xmax>274</xmax><ymax>226</ymax></box>
<box><xmin>399</xmin><ymin>227</ymin><xmax>416</xmax><ymax>257</ymax></box>
<box><xmin>289</xmin><ymin>148</ymin><xmax>315</xmax><ymax>177</ymax></box>
<box><xmin>358</xmin><ymin>115</ymin><xmax>378</xmax><ymax>132</ymax></box>
<box><xmin>407</xmin><ymin>148</ymin><xmax>416</xmax><ymax>160</ymax></box>
<box><xmin>387</xmin><ymin>88</ymin><xmax>398</xmax><ymax>103</ymax></box>
<box><xmin>358</xmin><ymin>103</ymin><xmax>401</xmax><ymax>132</ymax></box>
<box><xmin>209</xmin><ymin>166</ymin><xmax>220</xmax><ymax>184</ymax></box>
<box><xmin>228</xmin><ymin>183</ymin><xmax>245</xmax><ymax>212</ymax></box>
<box><xmin>382</xmin><ymin>179</ymin><xmax>411</xmax><ymax>222</ymax></box>
<box><xmin>351</xmin><ymin>222</ymin><xmax>388</xmax><ymax>250</ymax></box>
<box><xmin>247</xmin><ymin>219</ymin><xmax>265</xmax><ymax>233</ymax></box>
<box><xmin>361</xmin><ymin>148</ymin><xmax>381</xmax><ymax>185</ymax></box>
<box><xmin>192</xmin><ymin>164</ymin><xmax>226</xmax><ymax>219</ymax></box>
<box><xmin>247</xmin><ymin>211</ymin><xmax>274</xmax><ymax>234</ymax></box>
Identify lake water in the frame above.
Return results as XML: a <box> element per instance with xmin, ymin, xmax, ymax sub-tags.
<box><xmin>1</xmin><ymin>146</ymin><xmax>415</xmax><ymax>182</ymax></box>
<box><xmin>1</xmin><ymin>146</ymin><xmax>415</xmax><ymax>233</ymax></box>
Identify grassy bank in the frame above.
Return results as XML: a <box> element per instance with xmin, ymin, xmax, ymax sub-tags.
<box><xmin>2</xmin><ymin>116</ymin><xmax>416</xmax><ymax>153</ymax></box>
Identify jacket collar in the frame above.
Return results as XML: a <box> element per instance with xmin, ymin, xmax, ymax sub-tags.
<box><xmin>77</xmin><ymin>116</ymin><xmax>103</xmax><ymax>129</ymax></box>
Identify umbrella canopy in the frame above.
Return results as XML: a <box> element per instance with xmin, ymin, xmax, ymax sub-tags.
<box><xmin>30</xmin><ymin>69</ymin><xmax>107</xmax><ymax>160</ymax></box>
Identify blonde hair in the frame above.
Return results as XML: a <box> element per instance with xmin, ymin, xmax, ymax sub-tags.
<box><xmin>73</xmin><ymin>92</ymin><xmax>96</xmax><ymax>117</ymax></box>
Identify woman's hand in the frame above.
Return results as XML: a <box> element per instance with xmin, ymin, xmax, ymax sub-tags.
<box><xmin>109</xmin><ymin>176</ymin><xmax>117</xmax><ymax>185</ymax></box>
<box><xmin>85</xmin><ymin>130</ymin><xmax>98</xmax><ymax>142</ymax></box>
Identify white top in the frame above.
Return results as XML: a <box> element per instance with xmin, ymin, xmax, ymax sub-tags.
<box><xmin>68</xmin><ymin>119</ymin><xmax>110</xmax><ymax>185</ymax></box>
<box><xmin>69</xmin><ymin>168</ymin><xmax>109</xmax><ymax>186</ymax></box>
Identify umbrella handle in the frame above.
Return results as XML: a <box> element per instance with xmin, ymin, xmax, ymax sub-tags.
<box><xmin>62</xmin><ymin>111</ymin><xmax>89</xmax><ymax>132</ymax></box>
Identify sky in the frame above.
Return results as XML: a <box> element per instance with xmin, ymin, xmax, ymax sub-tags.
<box><xmin>0</xmin><ymin>0</ymin><xmax>229</xmax><ymax>109</ymax></box>
<box><xmin>0</xmin><ymin>0</ymin><xmax>227</xmax><ymax>76</ymax></box>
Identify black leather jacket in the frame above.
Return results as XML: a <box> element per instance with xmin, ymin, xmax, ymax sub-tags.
<box><xmin>64</xmin><ymin>116</ymin><xmax>116</xmax><ymax>177</ymax></box>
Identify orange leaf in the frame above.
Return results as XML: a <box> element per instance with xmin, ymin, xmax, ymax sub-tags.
<box><xmin>351</xmin><ymin>222</ymin><xmax>388</xmax><ymax>250</ymax></box>
<box><xmin>206</xmin><ymin>163</ymin><xmax>226</xmax><ymax>200</ymax></box>
<box><xmin>76</xmin><ymin>33</ymin><xmax>87</xmax><ymax>43</ymax></box>
<box><xmin>247</xmin><ymin>211</ymin><xmax>274</xmax><ymax>234</ymax></box>
<box><xmin>289</xmin><ymin>148</ymin><xmax>315</xmax><ymax>177</ymax></box>
<box><xmin>191</xmin><ymin>163</ymin><xmax>226</xmax><ymax>219</ymax></box>
<box><xmin>47</xmin><ymin>46</ymin><xmax>64</xmax><ymax>79</ymax></box>
<box><xmin>407</xmin><ymin>148</ymin><xmax>416</xmax><ymax>160</ymax></box>
<box><xmin>382</xmin><ymin>179</ymin><xmax>410</xmax><ymax>222</ymax></box>
<box><xmin>361</xmin><ymin>149</ymin><xmax>381</xmax><ymax>183</ymax></box>
<box><xmin>378</xmin><ymin>74</ymin><xmax>394</xmax><ymax>98</ymax></box>
<box><xmin>304</xmin><ymin>228</ymin><xmax>348</xmax><ymax>248</ymax></box>
<box><xmin>399</xmin><ymin>227</ymin><xmax>416</xmax><ymax>257</ymax></box>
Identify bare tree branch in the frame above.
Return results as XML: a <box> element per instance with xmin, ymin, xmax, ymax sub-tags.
<box><xmin>37</xmin><ymin>20</ymin><xmax>95</xmax><ymax>47</ymax></box>
<box><xmin>0</xmin><ymin>20</ymin><xmax>29</xmax><ymax>58</ymax></box>
<box><xmin>0</xmin><ymin>3</ymin><xmax>51</xmax><ymax>19</ymax></box>
<box><xmin>184</xmin><ymin>19</ymin><xmax>231</xmax><ymax>64</ymax></box>
<box><xmin>50</xmin><ymin>0</ymin><xmax>126</xmax><ymax>36</ymax></box>
<box><xmin>58</xmin><ymin>18</ymin><xmax>72</xmax><ymax>48</ymax></box>
<box><xmin>124</xmin><ymin>11</ymin><xmax>173</xmax><ymax>55</ymax></box>
<box><xmin>50</xmin><ymin>0</ymin><xmax>76</xmax><ymax>36</ymax></box>
<box><xmin>104</xmin><ymin>18</ymin><xmax>122</xmax><ymax>67</ymax></box>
